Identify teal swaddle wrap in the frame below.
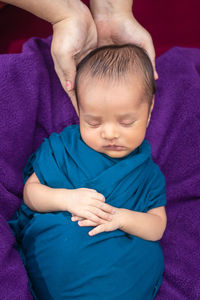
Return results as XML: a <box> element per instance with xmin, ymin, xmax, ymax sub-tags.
<box><xmin>9</xmin><ymin>124</ymin><xmax>166</xmax><ymax>299</ymax></box>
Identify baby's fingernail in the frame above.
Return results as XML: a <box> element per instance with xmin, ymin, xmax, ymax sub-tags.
<box><xmin>112</xmin><ymin>210</ymin><xmax>115</xmax><ymax>214</ymax></box>
<box><xmin>66</xmin><ymin>81</ymin><xmax>71</xmax><ymax>91</ymax></box>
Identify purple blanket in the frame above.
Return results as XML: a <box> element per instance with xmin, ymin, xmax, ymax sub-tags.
<box><xmin>0</xmin><ymin>36</ymin><xmax>200</xmax><ymax>299</ymax></box>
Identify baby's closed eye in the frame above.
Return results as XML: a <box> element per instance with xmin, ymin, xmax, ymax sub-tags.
<box><xmin>86</xmin><ymin>120</ymin><xmax>136</xmax><ymax>127</ymax></box>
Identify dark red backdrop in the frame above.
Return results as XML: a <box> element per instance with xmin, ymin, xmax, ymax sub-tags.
<box><xmin>0</xmin><ymin>0</ymin><xmax>199</xmax><ymax>57</ymax></box>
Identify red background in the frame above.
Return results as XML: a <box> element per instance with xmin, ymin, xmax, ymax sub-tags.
<box><xmin>0</xmin><ymin>0</ymin><xmax>199</xmax><ymax>57</ymax></box>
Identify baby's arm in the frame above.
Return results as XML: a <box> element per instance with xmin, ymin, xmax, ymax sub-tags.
<box><xmin>118</xmin><ymin>206</ymin><xmax>167</xmax><ymax>241</ymax></box>
<box><xmin>23</xmin><ymin>172</ymin><xmax>115</xmax><ymax>224</ymax></box>
<box><xmin>23</xmin><ymin>172</ymin><xmax>69</xmax><ymax>212</ymax></box>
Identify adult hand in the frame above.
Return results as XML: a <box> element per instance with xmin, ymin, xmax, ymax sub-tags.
<box><xmin>90</xmin><ymin>0</ymin><xmax>158</xmax><ymax>80</ymax></box>
<box><xmin>51</xmin><ymin>1</ymin><xmax>97</xmax><ymax>115</ymax></box>
<box><xmin>3</xmin><ymin>0</ymin><xmax>97</xmax><ymax>115</ymax></box>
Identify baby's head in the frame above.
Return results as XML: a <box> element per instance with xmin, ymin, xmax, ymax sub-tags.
<box><xmin>74</xmin><ymin>44</ymin><xmax>156</xmax><ymax>158</ymax></box>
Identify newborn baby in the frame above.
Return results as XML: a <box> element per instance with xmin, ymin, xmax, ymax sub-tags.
<box><xmin>9</xmin><ymin>44</ymin><xmax>167</xmax><ymax>300</ymax></box>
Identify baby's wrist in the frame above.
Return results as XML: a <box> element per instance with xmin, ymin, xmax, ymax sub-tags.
<box><xmin>55</xmin><ymin>188</ymin><xmax>71</xmax><ymax>212</ymax></box>
<box><xmin>113</xmin><ymin>208</ymin><xmax>126</xmax><ymax>230</ymax></box>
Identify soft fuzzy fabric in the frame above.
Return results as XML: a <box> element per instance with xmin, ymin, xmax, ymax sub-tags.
<box><xmin>0</xmin><ymin>36</ymin><xmax>200</xmax><ymax>299</ymax></box>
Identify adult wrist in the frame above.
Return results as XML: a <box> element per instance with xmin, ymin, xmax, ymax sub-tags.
<box><xmin>90</xmin><ymin>0</ymin><xmax>133</xmax><ymax>19</ymax></box>
<box><xmin>51</xmin><ymin>0</ymin><xmax>86</xmax><ymax>25</ymax></box>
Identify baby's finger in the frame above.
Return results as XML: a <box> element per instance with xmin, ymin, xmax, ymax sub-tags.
<box><xmin>71</xmin><ymin>216</ymin><xmax>84</xmax><ymax>221</ymax></box>
<box><xmin>89</xmin><ymin>206</ymin><xmax>113</xmax><ymax>222</ymax></box>
<box><xmin>92</xmin><ymin>193</ymin><xmax>105</xmax><ymax>202</ymax></box>
<box><xmin>92</xmin><ymin>201</ymin><xmax>116</xmax><ymax>215</ymax></box>
<box><xmin>86</xmin><ymin>211</ymin><xmax>108</xmax><ymax>224</ymax></box>
<box><xmin>78</xmin><ymin>219</ymin><xmax>98</xmax><ymax>227</ymax></box>
<box><xmin>89</xmin><ymin>224</ymin><xmax>105</xmax><ymax>236</ymax></box>
<box><xmin>84</xmin><ymin>189</ymin><xmax>105</xmax><ymax>201</ymax></box>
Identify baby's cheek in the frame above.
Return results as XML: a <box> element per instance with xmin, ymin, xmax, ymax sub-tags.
<box><xmin>81</xmin><ymin>129</ymin><xmax>99</xmax><ymax>149</ymax></box>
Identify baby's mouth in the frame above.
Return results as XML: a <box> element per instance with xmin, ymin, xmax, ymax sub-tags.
<box><xmin>103</xmin><ymin>145</ymin><xmax>126</xmax><ymax>151</ymax></box>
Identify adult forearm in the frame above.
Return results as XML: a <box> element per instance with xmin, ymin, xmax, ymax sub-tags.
<box><xmin>2</xmin><ymin>0</ymin><xmax>82</xmax><ymax>24</ymax></box>
<box><xmin>90</xmin><ymin>0</ymin><xmax>133</xmax><ymax>17</ymax></box>
<box><xmin>23</xmin><ymin>182</ymin><xmax>68</xmax><ymax>212</ymax></box>
<box><xmin>119</xmin><ymin>208</ymin><xmax>166</xmax><ymax>241</ymax></box>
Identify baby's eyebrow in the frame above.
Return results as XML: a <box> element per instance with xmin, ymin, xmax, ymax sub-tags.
<box><xmin>84</xmin><ymin>114</ymin><xmax>102</xmax><ymax>120</ymax></box>
<box><xmin>117</xmin><ymin>113</ymin><xmax>137</xmax><ymax>118</ymax></box>
<box><xmin>84</xmin><ymin>113</ymin><xmax>136</xmax><ymax>119</ymax></box>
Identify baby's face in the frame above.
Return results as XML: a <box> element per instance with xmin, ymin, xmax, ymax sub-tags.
<box><xmin>78</xmin><ymin>76</ymin><xmax>154</xmax><ymax>158</ymax></box>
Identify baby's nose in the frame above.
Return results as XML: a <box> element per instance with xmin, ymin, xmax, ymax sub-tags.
<box><xmin>101</xmin><ymin>124</ymin><xmax>119</xmax><ymax>140</ymax></box>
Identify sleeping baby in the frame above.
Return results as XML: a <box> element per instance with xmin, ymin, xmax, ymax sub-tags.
<box><xmin>9</xmin><ymin>43</ymin><xmax>167</xmax><ymax>300</ymax></box>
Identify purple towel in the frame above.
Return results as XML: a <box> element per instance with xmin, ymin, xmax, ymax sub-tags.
<box><xmin>0</xmin><ymin>36</ymin><xmax>200</xmax><ymax>299</ymax></box>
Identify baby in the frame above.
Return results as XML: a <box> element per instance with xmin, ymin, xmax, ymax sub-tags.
<box><xmin>9</xmin><ymin>44</ymin><xmax>167</xmax><ymax>299</ymax></box>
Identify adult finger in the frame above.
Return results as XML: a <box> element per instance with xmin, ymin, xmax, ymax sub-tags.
<box><xmin>139</xmin><ymin>33</ymin><xmax>158</xmax><ymax>80</ymax></box>
<box><xmin>53</xmin><ymin>56</ymin><xmax>79</xmax><ymax>116</ymax></box>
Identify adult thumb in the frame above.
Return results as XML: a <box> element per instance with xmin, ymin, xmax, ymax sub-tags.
<box><xmin>57</xmin><ymin>56</ymin><xmax>79</xmax><ymax>116</ymax></box>
<box><xmin>61</xmin><ymin>56</ymin><xmax>77</xmax><ymax>93</ymax></box>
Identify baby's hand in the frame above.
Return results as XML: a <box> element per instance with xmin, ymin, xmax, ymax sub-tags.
<box><xmin>65</xmin><ymin>188</ymin><xmax>115</xmax><ymax>224</ymax></box>
<box><xmin>72</xmin><ymin>207</ymin><xmax>122</xmax><ymax>236</ymax></box>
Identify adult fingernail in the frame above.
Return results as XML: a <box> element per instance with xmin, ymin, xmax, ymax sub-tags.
<box><xmin>66</xmin><ymin>81</ymin><xmax>71</xmax><ymax>91</ymax></box>
<box><xmin>155</xmin><ymin>70</ymin><xmax>159</xmax><ymax>80</ymax></box>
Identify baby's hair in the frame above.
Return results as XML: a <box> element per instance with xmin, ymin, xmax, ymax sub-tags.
<box><xmin>74</xmin><ymin>43</ymin><xmax>156</xmax><ymax>109</ymax></box>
